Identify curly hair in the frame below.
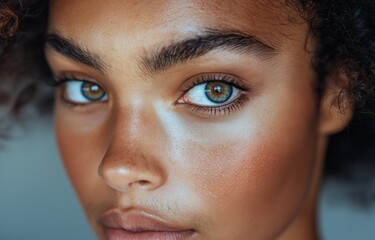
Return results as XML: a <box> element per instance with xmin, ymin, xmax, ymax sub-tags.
<box><xmin>290</xmin><ymin>0</ymin><xmax>375</xmax><ymax>206</ymax></box>
<box><xmin>0</xmin><ymin>0</ymin><xmax>19</xmax><ymax>39</ymax></box>
<box><xmin>1</xmin><ymin>0</ymin><xmax>375</xmax><ymax>205</ymax></box>
<box><xmin>0</xmin><ymin>0</ymin><xmax>20</xmax><ymax>106</ymax></box>
<box><xmin>0</xmin><ymin>0</ymin><xmax>50</xmax><ymax>120</ymax></box>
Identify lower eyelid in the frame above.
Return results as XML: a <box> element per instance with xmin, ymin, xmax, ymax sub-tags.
<box><xmin>180</xmin><ymin>93</ymin><xmax>249</xmax><ymax>117</ymax></box>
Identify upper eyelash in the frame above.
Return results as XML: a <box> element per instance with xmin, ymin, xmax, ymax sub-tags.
<box><xmin>180</xmin><ymin>73</ymin><xmax>250</xmax><ymax>94</ymax></box>
<box><xmin>178</xmin><ymin>73</ymin><xmax>251</xmax><ymax>116</ymax></box>
<box><xmin>49</xmin><ymin>71</ymin><xmax>103</xmax><ymax>87</ymax></box>
<box><xmin>50</xmin><ymin>76</ymin><xmax>89</xmax><ymax>87</ymax></box>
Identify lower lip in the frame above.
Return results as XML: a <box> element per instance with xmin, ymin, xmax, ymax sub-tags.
<box><xmin>103</xmin><ymin>227</ymin><xmax>195</xmax><ymax>240</ymax></box>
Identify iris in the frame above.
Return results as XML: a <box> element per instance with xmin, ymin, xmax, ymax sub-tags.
<box><xmin>81</xmin><ymin>82</ymin><xmax>106</xmax><ymax>101</ymax></box>
<box><xmin>205</xmin><ymin>82</ymin><xmax>233</xmax><ymax>103</ymax></box>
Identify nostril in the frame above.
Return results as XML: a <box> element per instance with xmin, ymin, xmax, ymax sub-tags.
<box><xmin>98</xmin><ymin>155</ymin><xmax>165</xmax><ymax>192</ymax></box>
<box><xmin>137</xmin><ymin>180</ymin><xmax>150</xmax><ymax>186</ymax></box>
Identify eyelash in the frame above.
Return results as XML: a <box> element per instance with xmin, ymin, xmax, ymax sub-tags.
<box><xmin>178</xmin><ymin>74</ymin><xmax>250</xmax><ymax>116</ymax></box>
<box><xmin>52</xmin><ymin>75</ymin><xmax>107</xmax><ymax>108</ymax></box>
<box><xmin>183</xmin><ymin>94</ymin><xmax>249</xmax><ymax>116</ymax></box>
<box><xmin>51</xmin><ymin>73</ymin><xmax>251</xmax><ymax>116</ymax></box>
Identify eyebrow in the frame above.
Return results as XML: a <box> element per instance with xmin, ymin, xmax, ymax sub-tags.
<box><xmin>45</xmin><ymin>28</ymin><xmax>277</xmax><ymax>76</ymax></box>
<box><xmin>141</xmin><ymin>28</ymin><xmax>277</xmax><ymax>75</ymax></box>
<box><xmin>45</xmin><ymin>33</ymin><xmax>108</xmax><ymax>74</ymax></box>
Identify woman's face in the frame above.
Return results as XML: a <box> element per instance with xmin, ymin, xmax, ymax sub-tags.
<box><xmin>45</xmin><ymin>0</ymin><xmax>335</xmax><ymax>239</ymax></box>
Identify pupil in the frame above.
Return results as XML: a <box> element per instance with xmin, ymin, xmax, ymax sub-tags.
<box><xmin>214</xmin><ymin>85</ymin><xmax>222</xmax><ymax>93</ymax></box>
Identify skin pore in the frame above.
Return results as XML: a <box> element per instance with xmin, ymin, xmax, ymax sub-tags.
<box><xmin>45</xmin><ymin>0</ymin><xmax>352</xmax><ymax>239</ymax></box>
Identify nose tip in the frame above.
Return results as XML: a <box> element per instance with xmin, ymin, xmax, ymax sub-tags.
<box><xmin>98</xmin><ymin>160</ymin><xmax>165</xmax><ymax>192</ymax></box>
<box><xmin>99</xmin><ymin>104</ymin><xmax>167</xmax><ymax>193</ymax></box>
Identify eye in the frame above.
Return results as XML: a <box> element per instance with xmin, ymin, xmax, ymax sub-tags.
<box><xmin>62</xmin><ymin>80</ymin><xmax>108</xmax><ymax>103</ymax></box>
<box><xmin>180</xmin><ymin>81</ymin><xmax>240</xmax><ymax>107</ymax></box>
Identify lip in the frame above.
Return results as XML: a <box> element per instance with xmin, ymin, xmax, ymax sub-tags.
<box><xmin>99</xmin><ymin>209</ymin><xmax>196</xmax><ymax>240</ymax></box>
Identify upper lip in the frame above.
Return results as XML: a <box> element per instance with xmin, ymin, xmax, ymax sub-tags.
<box><xmin>99</xmin><ymin>208</ymin><xmax>193</xmax><ymax>233</ymax></box>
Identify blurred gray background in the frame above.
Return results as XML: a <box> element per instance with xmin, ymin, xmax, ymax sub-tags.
<box><xmin>1</xmin><ymin>116</ymin><xmax>374</xmax><ymax>240</ymax></box>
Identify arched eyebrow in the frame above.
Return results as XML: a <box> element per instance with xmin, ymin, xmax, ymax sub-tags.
<box><xmin>45</xmin><ymin>33</ymin><xmax>108</xmax><ymax>74</ymax></box>
<box><xmin>45</xmin><ymin>28</ymin><xmax>277</xmax><ymax>76</ymax></box>
<box><xmin>141</xmin><ymin>28</ymin><xmax>277</xmax><ymax>75</ymax></box>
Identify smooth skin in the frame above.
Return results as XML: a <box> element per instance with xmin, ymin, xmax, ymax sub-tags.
<box><xmin>45</xmin><ymin>0</ymin><xmax>352</xmax><ymax>239</ymax></box>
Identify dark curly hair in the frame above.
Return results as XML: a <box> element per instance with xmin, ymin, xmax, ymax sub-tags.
<box><xmin>0</xmin><ymin>0</ymin><xmax>19</xmax><ymax>39</ymax></box>
<box><xmin>0</xmin><ymin>0</ymin><xmax>50</xmax><ymax>122</ymax></box>
<box><xmin>1</xmin><ymin>0</ymin><xmax>375</xmax><ymax>205</ymax></box>
<box><xmin>0</xmin><ymin>0</ymin><xmax>20</xmax><ymax>108</ymax></box>
<box><xmin>291</xmin><ymin>0</ymin><xmax>375</xmax><ymax>206</ymax></box>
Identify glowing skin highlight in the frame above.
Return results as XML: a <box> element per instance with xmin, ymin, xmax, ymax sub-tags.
<box><xmin>45</xmin><ymin>0</ymin><xmax>352</xmax><ymax>239</ymax></box>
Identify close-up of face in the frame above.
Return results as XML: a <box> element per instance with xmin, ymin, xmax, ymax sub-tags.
<box><xmin>44</xmin><ymin>0</ymin><xmax>352</xmax><ymax>239</ymax></box>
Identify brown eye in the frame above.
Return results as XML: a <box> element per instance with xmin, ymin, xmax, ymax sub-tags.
<box><xmin>62</xmin><ymin>80</ymin><xmax>108</xmax><ymax>103</ymax></box>
<box><xmin>205</xmin><ymin>82</ymin><xmax>233</xmax><ymax>103</ymax></box>
<box><xmin>81</xmin><ymin>82</ymin><xmax>106</xmax><ymax>101</ymax></box>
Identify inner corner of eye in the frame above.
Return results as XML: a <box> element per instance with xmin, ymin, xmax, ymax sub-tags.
<box><xmin>177</xmin><ymin>95</ymin><xmax>188</xmax><ymax>104</ymax></box>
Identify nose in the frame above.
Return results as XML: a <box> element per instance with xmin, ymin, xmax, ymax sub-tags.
<box><xmin>98</xmin><ymin>104</ymin><xmax>167</xmax><ymax>193</ymax></box>
<box><xmin>99</xmin><ymin>151</ymin><xmax>165</xmax><ymax>192</ymax></box>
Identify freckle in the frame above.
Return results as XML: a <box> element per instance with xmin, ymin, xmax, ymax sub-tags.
<box><xmin>125</xmin><ymin>159</ymin><xmax>136</xmax><ymax>167</ymax></box>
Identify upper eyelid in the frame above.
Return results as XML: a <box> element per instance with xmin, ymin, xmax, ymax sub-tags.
<box><xmin>51</xmin><ymin>74</ymin><xmax>104</xmax><ymax>88</ymax></box>
<box><xmin>180</xmin><ymin>73</ymin><xmax>250</xmax><ymax>93</ymax></box>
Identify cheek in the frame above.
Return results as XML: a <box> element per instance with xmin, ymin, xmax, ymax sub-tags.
<box><xmin>54</xmin><ymin>104</ymin><xmax>111</xmax><ymax>212</ymax></box>
<box><xmin>170</xmin><ymin>92</ymin><xmax>318</xmax><ymax>238</ymax></box>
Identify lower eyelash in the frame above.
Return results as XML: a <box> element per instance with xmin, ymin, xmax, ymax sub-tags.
<box><xmin>182</xmin><ymin>94</ymin><xmax>249</xmax><ymax>117</ymax></box>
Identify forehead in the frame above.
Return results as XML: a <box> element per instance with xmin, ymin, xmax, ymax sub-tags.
<box><xmin>48</xmin><ymin>0</ymin><xmax>306</xmax><ymax>48</ymax></box>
